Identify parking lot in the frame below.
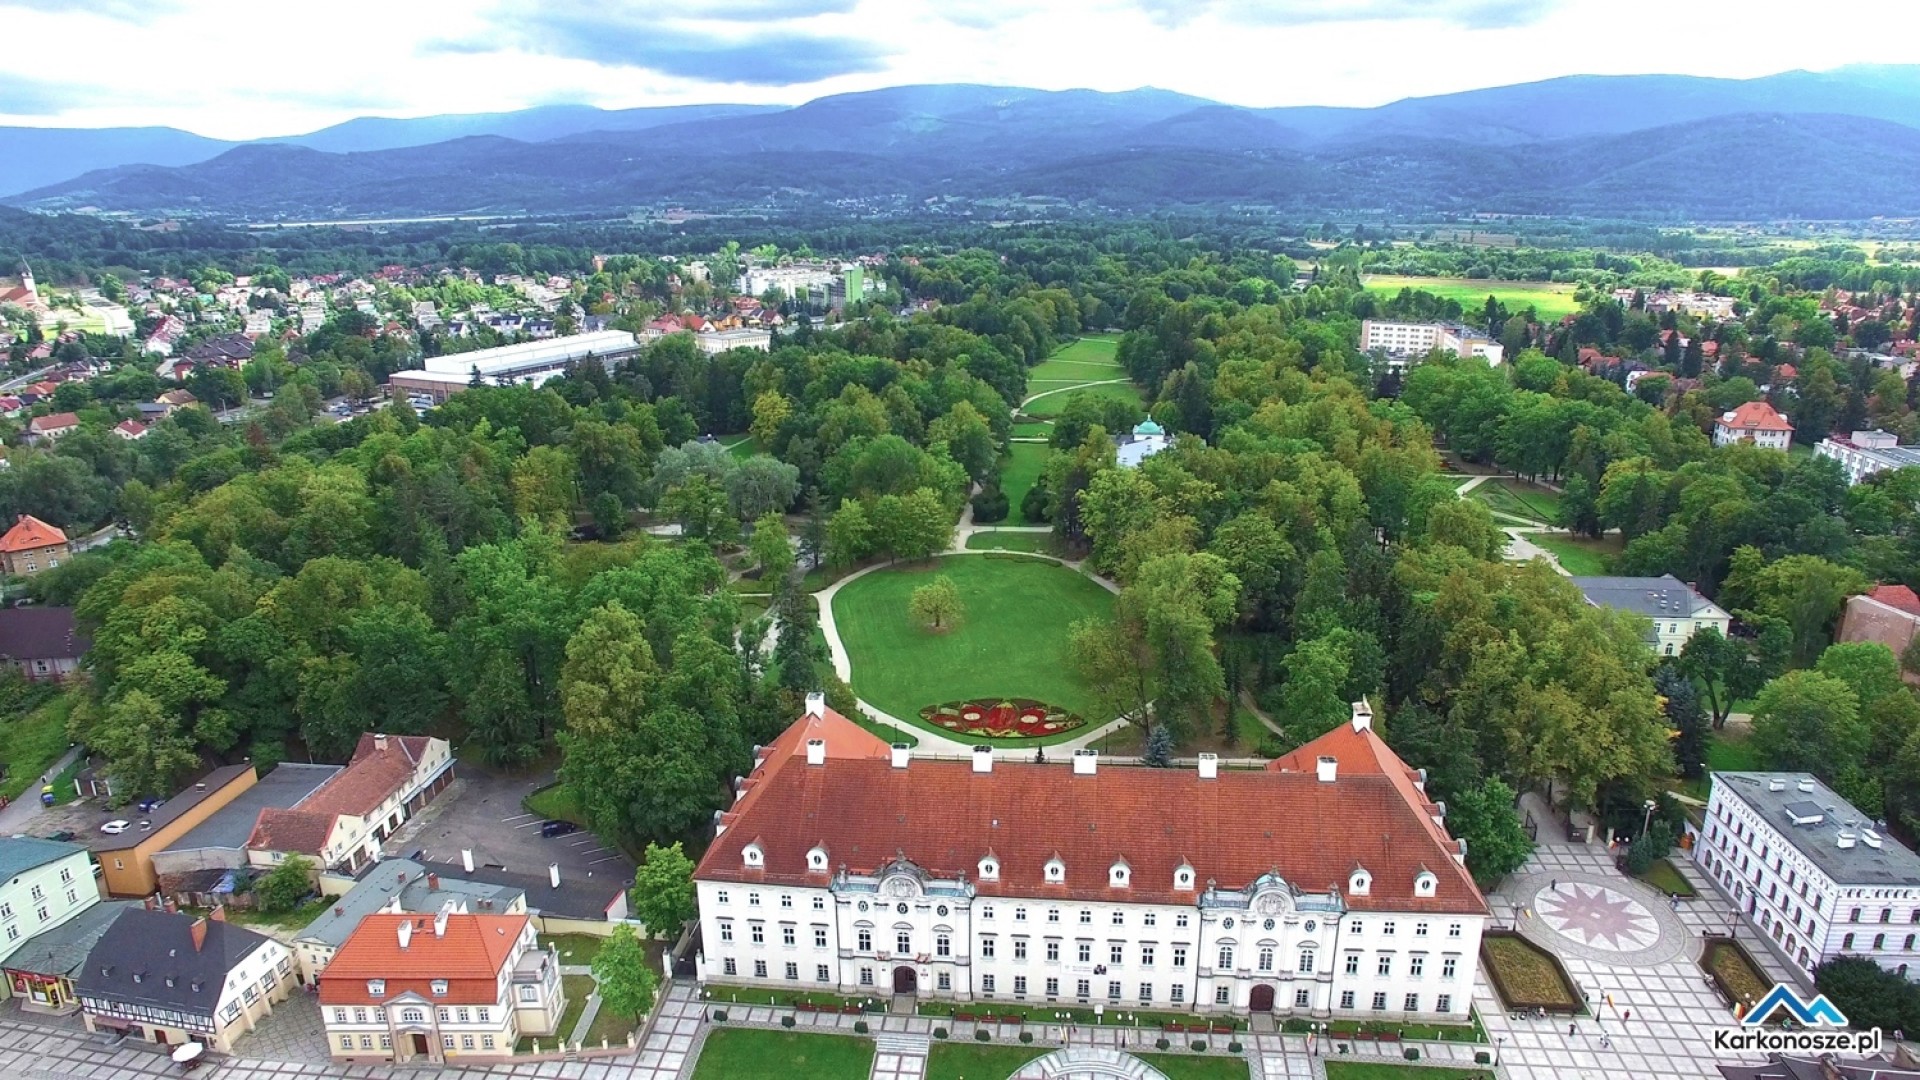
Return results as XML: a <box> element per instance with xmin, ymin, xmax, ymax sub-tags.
<box><xmin>385</xmin><ymin>766</ymin><xmax>632</xmax><ymax>886</ymax></box>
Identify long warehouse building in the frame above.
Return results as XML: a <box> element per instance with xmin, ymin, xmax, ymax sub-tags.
<box><xmin>388</xmin><ymin>330</ymin><xmax>643</xmax><ymax>402</ymax></box>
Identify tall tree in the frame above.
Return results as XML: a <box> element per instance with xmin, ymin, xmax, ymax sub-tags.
<box><xmin>590</xmin><ymin>924</ymin><xmax>659</xmax><ymax>1021</ymax></box>
<box><xmin>630</xmin><ymin>841</ymin><xmax>698</xmax><ymax>940</ymax></box>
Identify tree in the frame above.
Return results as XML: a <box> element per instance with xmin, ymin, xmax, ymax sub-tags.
<box><xmin>748</xmin><ymin>512</ymin><xmax>794</xmax><ymax>582</ymax></box>
<box><xmin>591</xmin><ymin>924</ymin><xmax>659</xmax><ymax>1020</ymax></box>
<box><xmin>750</xmin><ymin>391</ymin><xmax>792</xmax><ymax>448</ymax></box>
<box><xmin>1750</xmin><ymin>670</ymin><xmax>1866</xmax><ymax>783</ymax></box>
<box><xmin>825</xmin><ymin>501</ymin><xmax>873</xmax><ymax>568</ymax></box>
<box><xmin>726</xmin><ymin>455</ymin><xmax>801</xmax><ymax>521</ymax></box>
<box><xmin>1446</xmin><ymin>778</ymin><xmax>1534</xmax><ymax>886</ymax></box>
<box><xmin>871</xmin><ymin>488</ymin><xmax>952</xmax><ymax>562</ymax></box>
<box><xmin>1680</xmin><ymin>626</ymin><xmax>1775</xmax><ymax>729</ymax></box>
<box><xmin>253</xmin><ymin>854</ymin><xmax>315</xmax><ymax>914</ymax></box>
<box><xmin>1656</xmin><ymin>665</ymin><xmax>1710</xmax><ymax>780</ymax></box>
<box><xmin>1143</xmin><ymin>724</ymin><xmax>1174</xmax><ymax>767</ymax></box>
<box><xmin>798</xmin><ymin>489</ymin><xmax>828</xmax><ymax>570</ymax></box>
<box><xmin>630</xmin><ymin>841</ymin><xmax>697</xmax><ymax>940</ymax></box>
<box><xmin>1814</xmin><ymin>955</ymin><xmax>1920</xmax><ymax>1034</ymax></box>
<box><xmin>908</xmin><ymin>575</ymin><xmax>963</xmax><ymax>631</ymax></box>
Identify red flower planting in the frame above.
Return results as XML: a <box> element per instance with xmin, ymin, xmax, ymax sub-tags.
<box><xmin>919</xmin><ymin>698</ymin><xmax>1086</xmax><ymax>738</ymax></box>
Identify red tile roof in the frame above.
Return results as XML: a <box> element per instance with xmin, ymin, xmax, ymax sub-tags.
<box><xmin>28</xmin><ymin>412</ymin><xmax>78</xmax><ymax>434</ymax></box>
<box><xmin>318</xmin><ymin>913</ymin><xmax>529</xmax><ymax>1006</ymax></box>
<box><xmin>1868</xmin><ymin>584</ymin><xmax>1920</xmax><ymax>617</ymax></box>
<box><xmin>0</xmin><ymin>514</ymin><xmax>67</xmax><ymax>553</ymax></box>
<box><xmin>246</xmin><ymin>734</ymin><xmax>435</xmax><ymax>854</ymax></box>
<box><xmin>1717</xmin><ymin>401</ymin><xmax>1793</xmax><ymax>433</ymax></box>
<box><xmin>699</xmin><ymin>708</ymin><xmax>1485</xmax><ymax>915</ymax></box>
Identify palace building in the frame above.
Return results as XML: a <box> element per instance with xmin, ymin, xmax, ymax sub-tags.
<box><xmin>693</xmin><ymin>696</ymin><xmax>1489</xmax><ymax>1023</ymax></box>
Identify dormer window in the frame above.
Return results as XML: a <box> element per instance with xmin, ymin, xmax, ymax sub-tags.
<box><xmin>807</xmin><ymin>845</ymin><xmax>828</xmax><ymax>872</ymax></box>
<box><xmin>1414</xmin><ymin>870</ymin><xmax>1437</xmax><ymax>897</ymax></box>
<box><xmin>1109</xmin><ymin>860</ymin><xmax>1130</xmax><ymax>888</ymax></box>
<box><xmin>1044</xmin><ymin>856</ymin><xmax>1065</xmax><ymax>883</ymax></box>
<box><xmin>743</xmin><ymin>841</ymin><xmax>764</xmax><ymax>868</ymax></box>
<box><xmin>367</xmin><ymin>979</ymin><xmax>385</xmax><ymax>997</ymax></box>
<box><xmin>430</xmin><ymin>979</ymin><xmax>448</xmax><ymax>997</ymax></box>
<box><xmin>1349</xmin><ymin>867</ymin><xmax>1370</xmax><ymax>897</ymax></box>
<box><xmin>979</xmin><ymin>856</ymin><xmax>999</xmax><ymax>882</ymax></box>
<box><xmin>1174</xmin><ymin>863</ymin><xmax>1195</xmax><ymax>891</ymax></box>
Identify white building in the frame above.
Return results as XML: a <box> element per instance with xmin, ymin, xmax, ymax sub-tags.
<box><xmin>1695</xmin><ymin>772</ymin><xmax>1920</xmax><ymax>978</ymax></box>
<box><xmin>246</xmin><ymin>734</ymin><xmax>456</xmax><ymax>875</ymax></box>
<box><xmin>75</xmin><ymin>909</ymin><xmax>293</xmax><ymax>1053</ymax></box>
<box><xmin>1713</xmin><ymin>402</ymin><xmax>1793</xmax><ymax>450</ymax></box>
<box><xmin>740</xmin><ymin>264</ymin><xmax>837</xmax><ymax>299</ymax></box>
<box><xmin>1114</xmin><ymin>419</ymin><xmax>1170</xmax><ymax>469</ymax></box>
<box><xmin>695</xmin><ymin>328</ymin><xmax>772</xmax><ymax>354</ymax></box>
<box><xmin>695</xmin><ymin>697</ymin><xmax>1488</xmax><ymax>1023</ymax></box>
<box><xmin>1816</xmin><ymin>430</ymin><xmax>1920</xmax><ymax>486</ymax></box>
<box><xmin>0</xmin><ymin>838</ymin><xmax>98</xmax><ymax>967</ymax></box>
<box><xmin>387</xmin><ymin>330</ymin><xmax>643</xmax><ymax>403</ymax></box>
<box><xmin>1568</xmin><ymin>575</ymin><xmax>1732</xmax><ymax>656</ymax></box>
<box><xmin>1359</xmin><ymin>320</ymin><xmax>1503</xmax><ymax>367</ymax></box>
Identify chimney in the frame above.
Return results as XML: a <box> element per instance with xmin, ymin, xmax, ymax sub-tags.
<box><xmin>805</xmin><ymin>738</ymin><xmax>826</xmax><ymax>766</ymax></box>
<box><xmin>427</xmin><ymin>873</ymin><xmax>440</xmax><ymax>891</ymax></box>
<box><xmin>805</xmin><ymin>691</ymin><xmax>825</xmax><ymax>719</ymax></box>
<box><xmin>143</xmin><ymin>896</ymin><xmax>157</xmax><ymax>911</ymax></box>
<box><xmin>1197</xmin><ymin>752</ymin><xmax>1218</xmax><ymax>780</ymax></box>
<box><xmin>1316</xmin><ymin>755</ymin><xmax>1338</xmax><ymax>783</ymax></box>
<box><xmin>1350</xmin><ymin>698</ymin><xmax>1373</xmax><ymax>733</ymax></box>
<box><xmin>972</xmin><ymin>745</ymin><xmax>993</xmax><ymax>773</ymax></box>
<box><xmin>397</xmin><ymin>919</ymin><xmax>413</xmax><ymax>950</ymax></box>
<box><xmin>549</xmin><ymin>863</ymin><xmax>561</xmax><ymax>889</ymax></box>
<box><xmin>374</xmin><ymin>733</ymin><xmax>388</xmax><ymax>752</ymax></box>
<box><xmin>1798</xmin><ymin>779</ymin><xmax>1815</xmax><ymax>793</ymax></box>
<box><xmin>433</xmin><ymin>904</ymin><xmax>450</xmax><ymax>938</ymax></box>
<box><xmin>1072</xmin><ymin>749</ymin><xmax>1097</xmax><ymax>776</ymax></box>
<box><xmin>462</xmin><ymin>849</ymin><xmax>474</xmax><ymax>873</ymax></box>
<box><xmin>189</xmin><ymin>917</ymin><xmax>208</xmax><ymax>953</ymax></box>
<box><xmin>1839</xmin><ymin>831</ymin><xmax>1857</xmax><ymax>849</ymax></box>
<box><xmin>164</xmin><ymin>899</ymin><xmax>178</xmax><ymax>914</ymax></box>
<box><xmin>890</xmin><ymin>743</ymin><xmax>911</xmax><ymax>769</ymax></box>
<box><xmin>335</xmin><ymin>905</ymin><xmax>345</xmax><ymax>917</ymax></box>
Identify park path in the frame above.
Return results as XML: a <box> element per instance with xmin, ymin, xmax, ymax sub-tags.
<box><xmin>1019</xmin><ymin>377</ymin><xmax>1131</xmax><ymax>411</ymax></box>
<box><xmin>1502</xmin><ymin>525</ymin><xmax>1572</xmax><ymax>576</ymax></box>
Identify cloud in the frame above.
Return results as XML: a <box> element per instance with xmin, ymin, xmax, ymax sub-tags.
<box><xmin>1133</xmin><ymin>0</ymin><xmax>1556</xmax><ymax>29</ymax></box>
<box><xmin>0</xmin><ymin>0</ymin><xmax>182</xmax><ymax>22</ymax></box>
<box><xmin>0</xmin><ymin>76</ymin><xmax>115</xmax><ymax>116</ymax></box>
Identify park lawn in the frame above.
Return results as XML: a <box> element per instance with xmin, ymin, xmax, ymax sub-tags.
<box><xmin>0</xmin><ymin>691</ymin><xmax>75</xmax><ymax>803</ymax></box>
<box><xmin>691</xmin><ymin>1029</ymin><xmax>874</xmax><ymax>1080</ymax></box>
<box><xmin>524</xmin><ymin>782</ymin><xmax>589</xmax><ymax>826</ymax></box>
<box><xmin>1028</xmin><ymin>335</ymin><xmax>1122</xmax><ymax>381</ymax></box>
<box><xmin>830</xmin><ymin>555</ymin><xmax>1117</xmax><ymax>741</ymax></box>
<box><xmin>1000</xmin><ymin>442</ymin><xmax>1051</xmax><ymax>521</ymax></box>
<box><xmin>583</xmin><ymin>997</ymin><xmax>638</xmax><ymax>1048</ymax></box>
<box><xmin>542</xmin><ymin>933</ymin><xmax>607</xmax><ymax>967</ymax></box>
<box><xmin>1138</xmin><ymin>1055</ymin><xmax>1251</xmax><ymax>1080</ymax></box>
<box><xmin>925</xmin><ymin>1043</ymin><xmax>1043</xmax><ymax>1080</ymax></box>
<box><xmin>721</xmin><ymin>435</ymin><xmax>762</xmax><ymax>459</ymax></box>
<box><xmin>1637</xmin><ymin>857</ymin><xmax>1697</xmax><ymax>897</ymax></box>
<box><xmin>964</xmin><ymin>531</ymin><xmax>1057</xmax><ymax>554</ymax></box>
<box><xmin>1024</xmin><ymin>380</ymin><xmax>1143</xmax><ymax>419</ymax></box>
<box><xmin>1324</xmin><ymin>1064</ymin><xmax>1493</xmax><ymax>1080</ymax></box>
<box><xmin>1362</xmin><ymin>273</ymin><xmax>1579</xmax><ymax>321</ymax></box>
<box><xmin>1709</xmin><ymin>727</ymin><xmax>1760</xmax><ymax>771</ymax></box>
<box><xmin>1469</xmin><ymin>480</ymin><xmax>1561</xmax><ymax>524</ymax></box>
<box><xmin>1011</xmin><ymin>421</ymin><xmax>1053</xmax><ymax>438</ymax></box>
<box><xmin>1530</xmin><ymin>532</ymin><xmax>1617</xmax><ymax>576</ymax></box>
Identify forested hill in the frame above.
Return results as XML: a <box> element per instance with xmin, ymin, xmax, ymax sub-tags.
<box><xmin>9</xmin><ymin>67</ymin><xmax>1920</xmax><ymax>219</ymax></box>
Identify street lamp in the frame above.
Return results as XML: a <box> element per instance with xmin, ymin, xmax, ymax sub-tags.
<box><xmin>1496</xmin><ymin>1034</ymin><xmax>1506</xmax><ymax>1066</ymax></box>
<box><xmin>1642</xmin><ymin>799</ymin><xmax>1656</xmax><ymax>837</ymax></box>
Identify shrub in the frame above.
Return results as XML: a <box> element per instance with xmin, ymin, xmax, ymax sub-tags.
<box><xmin>1191</xmin><ymin>1040</ymin><xmax>1207</xmax><ymax>1052</ymax></box>
<box><xmin>1155</xmin><ymin>1038</ymin><xmax>1170</xmax><ymax>1051</ymax></box>
<box><xmin>712</xmin><ymin>1009</ymin><xmax>727</xmax><ymax>1022</ymax></box>
<box><xmin>1404</xmin><ymin>1047</ymin><xmax>1420</xmax><ymax>1061</ymax></box>
<box><xmin>971</xmin><ymin>487</ymin><xmax>1009</xmax><ymax>524</ymax></box>
<box><xmin>933</xmin><ymin>1027</ymin><xmax>948</xmax><ymax>1040</ymax></box>
<box><xmin>975</xmin><ymin>1029</ymin><xmax>991</xmax><ymax>1042</ymax></box>
<box><xmin>1020</xmin><ymin>483</ymin><xmax>1050</xmax><ymax>524</ymax></box>
<box><xmin>1019</xmin><ymin>1031</ymin><xmax>1033</xmax><ymax>1043</ymax></box>
<box><xmin>853</xmin><ymin>1020</ymin><xmax>869</xmax><ymax>1034</ymax></box>
<box><xmin>1475</xmin><ymin>1051</ymin><xmax>1492</xmax><ymax>1065</ymax></box>
<box><xmin>781</xmin><ymin>1015</ymin><xmax>795</xmax><ymax>1028</ymax></box>
<box><xmin>1228</xmin><ymin>1041</ymin><xmax>1243</xmax><ymax>1053</ymax></box>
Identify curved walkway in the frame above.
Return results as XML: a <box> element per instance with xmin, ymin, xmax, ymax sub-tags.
<box><xmin>1020</xmin><ymin>378</ymin><xmax>1132</xmax><ymax>411</ymax></box>
<box><xmin>814</xmin><ymin>547</ymin><xmax>1131</xmax><ymax>755</ymax></box>
<box><xmin>1011</xmin><ymin>1047</ymin><xmax>1171</xmax><ymax>1080</ymax></box>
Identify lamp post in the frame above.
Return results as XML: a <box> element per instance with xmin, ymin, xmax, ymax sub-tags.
<box><xmin>1496</xmin><ymin>1034</ymin><xmax>1506</xmax><ymax>1066</ymax></box>
<box><xmin>1642</xmin><ymin>799</ymin><xmax>1656</xmax><ymax>837</ymax></box>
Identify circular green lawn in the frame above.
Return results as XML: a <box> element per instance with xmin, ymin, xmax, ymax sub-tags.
<box><xmin>830</xmin><ymin>554</ymin><xmax>1116</xmax><ymax>744</ymax></box>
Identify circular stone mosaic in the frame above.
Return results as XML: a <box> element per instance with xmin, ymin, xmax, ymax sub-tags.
<box><xmin>1535</xmin><ymin>881</ymin><xmax>1660</xmax><ymax>953</ymax></box>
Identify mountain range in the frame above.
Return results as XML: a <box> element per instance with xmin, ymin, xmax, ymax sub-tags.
<box><xmin>7</xmin><ymin>66</ymin><xmax>1920</xmax><ymax>220</ymax></box>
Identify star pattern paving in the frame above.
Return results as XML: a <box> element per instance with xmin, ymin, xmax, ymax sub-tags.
<box><xmin>1536</xmin><ymin>883</ymin><xmax>1660</xmax><ymax>952</ymax></box>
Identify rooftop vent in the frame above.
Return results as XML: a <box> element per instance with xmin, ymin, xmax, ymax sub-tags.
<box><xmin>1798</xmin><ymin>779</ymin><xmax>1815</xmax><ymax>793</ymax></box>
<box><xmin>1768</xmin><ymin>779</ymin><xmax>1786</xmax><ymax>792</ymax></box>
<box><xmin>1864</xmin><ymin>829</ymin><xmax>1885</xmax><ymax>849</ymax></box>
<box><xmin>1316</xmin><ymin>756</ymin><xmax>1338</xmax><ymax>783</ymax></box>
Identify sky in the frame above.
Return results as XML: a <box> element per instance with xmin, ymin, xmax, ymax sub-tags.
<box><xmin>3</xmin><ymin>0</ymin><xmax>1918</xmax><ymax>140</ymax></box>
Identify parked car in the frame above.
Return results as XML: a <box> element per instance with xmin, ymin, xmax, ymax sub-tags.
<box><xmin>99</xmin><ymin>820</ymin><xmax>130</xmax><ymax>835</ymax></box>
<box><xmin>539</xmin><ymin>820</ymin><xmax>579</xmax><ymax>838</ymax></box>
<box><xmin>47</xmin><ymin>830</ymin><xmax>76</xmax><ymax>842</ymax></box>
<box><xmin>137</xmin><ymin>797</ymin><xmax>163</xmax><ymax>813</ymax></box>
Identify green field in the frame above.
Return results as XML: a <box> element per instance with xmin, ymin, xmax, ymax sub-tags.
<box><xmin>1000</xmin><ymin>442</ymin><xmax>1052</xmax><ymax>522</ymax></box>
<box><xmin>1029</xmin><ymin>335</ymin><xmax>1122</xmax><ymax>382</ymax></box>
<box><xmin>691</xmin><ymin>1029</ymin><xmax>873</xmax><ymax>1080</ymax></box>
<box><xmin>721</xmin><ymin>435</ymin><xmax>763</xmax><ymax>459</ymax></box>
<box><xmin>964</xmin><ymin>530</ymin><xmax>1056</xmax><ymax>554</ymax></box>
<box><xmin>1024</xmin><ymin>380</ymin><xmax>1143</xmax><ymax>419</ymax></box>
<box><xmin>1363</xmin><ymin>274</ymin><xmax>1580</xmax><ymax>321</ymax></box>
<box><xmin>0</xmin><ymin>691</ymin><xmax>76</xmax><ymax>803</ymax></box>
<box><xmin>830</xmin><ymin>555</ymin><xmax>1117</xmax><ymax>741</ymax></box>
<box><xmin>1468</xmin><ymin>479</ymin><xmax>1562</xmax><ymax>525</ymax></box>
<box><xmin>1530</xmin><ymin>532</ymin><xmax>1618</xmax><ymax>576</ymax></box>
<box><xmin>1012</xmin><ymin>422</ymin><xmax>1053</xmax><ymax>438</ymax></box>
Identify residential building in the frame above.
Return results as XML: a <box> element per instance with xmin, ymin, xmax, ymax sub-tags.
<box><xmin>1358</xmin><ymin>320</ymin><xmax>1503</xmax><ymax>367</ymax></box>
<box><xmin>25</xmin><ymin>412</ymin><xmax>79</xmax><ymax>443</ymax></box>
<box><xmin>694</xmin><ymin>327</ymin><xmax>772</xmax><ymax>354</ymax></box>
<box><xmin>0</xmin><ymin>838</ymin><xmax>99</xmax><ymax>968</ymax></box>
<box><xmin>1816</xmin><ymin>430</ymin><xmax>1920</xmax><ymax>485</ymax></box>
<box><xmin>292</xmin><ymin>859</ymin><xmax>524</xmax><ymax>981</ymax></box>
<box><xmin>1567</xmin><ymin>575</ymin><xmax>1732</xmax><ymax>656</ymax></box>
<box><xmin>411</xmin><ymin>856</ymin><xmax>630</xmax><ymax>937</ymax></box>
<box><xmin>695</xmin><ymin>696</ymin><xmax>1487</xmax><ymax>1022</ymax></box>
<box><xmin>1114</xmin><ymin>419</ymin><xmax>1170</xmax><ymax>469</ymax></box>
<box><xmin>97</xmin><ymin>765</ymin><xmax>257</xmax><ymax>897</ymax></box>
<box><xmin>76</xmin><ymin>908</ymin><xmax>292</xmax><ymax>1052</ymax></box>
<box><xmin>318</xmin><ymin>910</ymin><xmax>564</xmax><ymax>1064</ymax></box>
<box><xmin>3</xmin><ymin>900</ymin><xmax>136</xmax><ymax>1014</ymax></box>
<box><xmin>113</xmin><ymin>419</ymin><xmax>149</xmax><ymax>441</ymax></box>
<box><xmin>154</xmin><ymin>390</ymin><xmax>198</xmax><ymax>415</ymax></box>
<box><xmin>0</xmin><ymin>606</ymin><xmax>90</xmax><ymax>681</ymax></box>
<box><xmin>1713</xmin><ymin>402</ymin><xmax>1794</xmax><ymax>450</ymax></box>
<box><xmin>387</xmin><ymin>330</ymin><xmax>642</xmax><ymax>403</ymax></box>
<box><xmin>149</xmin><ymin>763</ymin><xmax>341</xmax><ymax>900</ymax></box>
<box><xmin>245</xmin><ymin>734</ymin><xmax>455</xmax><ymax>874</ymax></box>
<box><xmin>0</xmin><ymin>514</ymin><xmax>71</xmax><ymax>578</ymax></box>
<box><xmin>1838</xmin><ymin>585</ymin><xmax>1920</xmax><ymax>681</ymax></box>
<box><xmin>1695</xmin><ymin>772</ymin><xmax>1920</xmax><ymax>976</ymax></box>
<box><xmin>740</xmin><ymin>263</ymin><xmax>837</xmax><ymax>299</ymax></box>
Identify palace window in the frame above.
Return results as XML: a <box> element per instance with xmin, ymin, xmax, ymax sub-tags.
<box><xmin>1295</xmin><ymin>989</ymin><xmax>1311</xmax><ymax>1008</ymax></box>
<box><xmin>1409</xmin><ymin>956</ymin><xmax>1425</xmax><ymax>978</ymax></box>
<box><xmin>1257</xmin><ymin>947</ymin><xmax>1274</xmax><ymax>972</ymax></box>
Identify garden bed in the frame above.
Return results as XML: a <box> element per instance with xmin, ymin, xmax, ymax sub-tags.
<box><xmin>1701</xmin><ymin>936</ymin><xmax>1773</xmax><ymax>1019</ymax></box>
<box><xmin>1636</xmin><ymin>857</ymin><xmax>1696</xmax><ymax>897</ymax></box>
<box><xmin>1480</xmin><ymin>932</ymin><xmax>1583</xmax><ymax>1013</ymax></box>
<box><xmin>920</xmin><ymin>697</ymin><xmax>1086</xmax><ymax>739</ymax></box>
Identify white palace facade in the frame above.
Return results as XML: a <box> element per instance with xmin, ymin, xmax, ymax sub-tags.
<box><xmin>693</xmin><ymin>696</ymin><xmax>1489</xmax><ymax>1023</ymax></box>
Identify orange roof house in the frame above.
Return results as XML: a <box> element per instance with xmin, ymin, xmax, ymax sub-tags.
<box><xmin>1713</xmin><ymin>401</ymin><xmax>1794</xmax><ymax>448</ymax></box>
<box><xmin>0</xmin><ymin>514</ymin><xmax>70</xmax><ymax>577</ymax></box>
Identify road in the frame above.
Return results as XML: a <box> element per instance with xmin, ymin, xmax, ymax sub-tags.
<box><xmin>0</xmin><ymin>745</ymin><xmax>81</xmax><ymax>834</ymax></box>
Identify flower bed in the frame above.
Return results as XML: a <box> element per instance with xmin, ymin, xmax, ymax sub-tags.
<box><xmin>920</xmin><ymin>698</ymin><xmax>1086</xmax><ymax>739</ymax></box>
<box><xmin>1701</xmin><ymin>936</ymin><xmax>1773</xmax><ymax>1019</ymax></box>
<box><xmin>1480</xmin><ymin>932</ymin><xmax>1583</xmax><ymax>1013</ymax></box>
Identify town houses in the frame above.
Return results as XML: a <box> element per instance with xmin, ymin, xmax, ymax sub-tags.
<box><xmin>695</xmin><ymin>696</ymin><xmax>1488</xmax><ymax>1023</ymax></box>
